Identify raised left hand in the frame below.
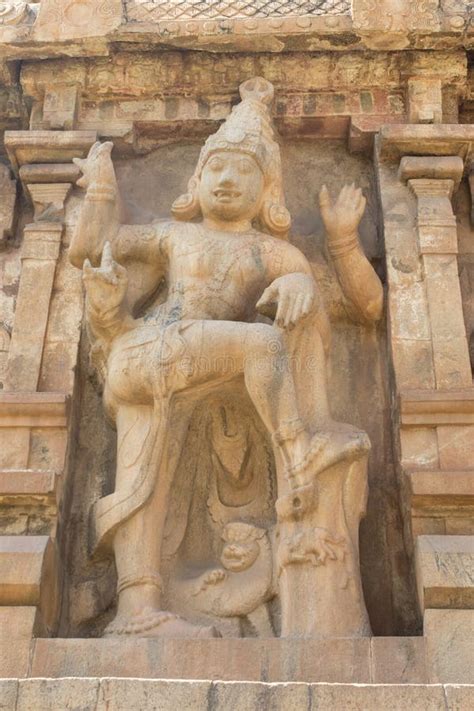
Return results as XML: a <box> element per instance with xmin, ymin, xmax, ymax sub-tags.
<box><xmin>319</xmin><ymin>183</ymin><xmax>366</xmax><ymax>243</ymax></box>
<box><xmin>256</xmin><ymin>273</ymin><xmax>315</xmax><ymax>329</ymax></box>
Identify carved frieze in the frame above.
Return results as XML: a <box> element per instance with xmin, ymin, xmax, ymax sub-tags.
<box><xmin>34</xmin><ymin>0</ymin><xmax>122</xmax><ymax>41</ymax></box>
<box><xmin>19</xmin><ymin>51</ymin><xmax>467</xmax><ymax>150</ymax></box>
<box><xmin>440</xmin><ymin>0</ymin><xmax>474</xmax><ymax>33</ymax></box>
<box><xmin>22</xmin><ymin>52</ymin><xmax>466</xmax><ymax>101</ymax></box>
<box><xmin>353</xmin><ymin>0</ymin><xmax>442</xmax><ymax>50</ymax></box>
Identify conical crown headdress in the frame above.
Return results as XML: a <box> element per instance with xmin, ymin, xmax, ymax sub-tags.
<box><xmin>172</xmin><ymin>76</ymin><xmax>291</xmax><ymax>238</ymax></box>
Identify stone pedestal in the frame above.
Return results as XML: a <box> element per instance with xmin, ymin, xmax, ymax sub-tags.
<box><xmin>277</xmin><ymin>456</ymin><xmax>370</xmax><ymax>639</ymax></box>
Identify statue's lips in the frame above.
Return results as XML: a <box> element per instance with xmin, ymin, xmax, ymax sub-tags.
<box><xmin>213</xmin><ymin>189</ymin><xmax>241</xmax><ymax>202</ymax></box>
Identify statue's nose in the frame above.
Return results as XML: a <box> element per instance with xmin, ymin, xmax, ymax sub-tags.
<box><xmin>217</xmin><ymin>168</ymin><xmax>236</xmax><ymax>186</ymax></box>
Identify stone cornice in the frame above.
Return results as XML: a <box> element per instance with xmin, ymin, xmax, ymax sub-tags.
<box><xmin>0</xmin><ymin>0</ymin><xmax>469</xmax><ymax>60</ymax></box>
<box><xmin>378</xmin><ymin>125</ymin><xmax>474</xmax><ymax>163</ymax></box>
<box><xmin>0</xmin><ymin>469</ymin><xmax>57</xmax><ymax>506</ymax></box>
<box><xmin>14</xmin><ymin>53</ymin><xmax>468</xmax><ymax>151</ymax></box>
<box><xmin>4</xmin><ymin>130</ymin><xmax>97</xmax><ymax>173</ymax></box>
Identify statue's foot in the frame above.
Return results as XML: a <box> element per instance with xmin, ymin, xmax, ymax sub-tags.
<box><xmin>103</xmin><ymin>608</ymin><xmax>221</xmax><ymax>638</ymax></box>
<box><xmin>286</xmin><ymin>427</ymin><xmax>370</xmax><ymax>486</ymax></box>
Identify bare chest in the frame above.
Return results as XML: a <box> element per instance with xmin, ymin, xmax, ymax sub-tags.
<box><xmin>169</xmin><ymin>232</ymin><xmax>270</xmax><ymax>293</ymax></box>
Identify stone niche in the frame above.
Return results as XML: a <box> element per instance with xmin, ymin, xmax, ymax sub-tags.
<box><xmin>60</xmin><ymin>138</ymin><xmax>414</xmax><ymax>639</ymax></box>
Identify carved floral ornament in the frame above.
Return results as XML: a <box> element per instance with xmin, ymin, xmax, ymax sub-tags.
<box><xmin>35</xmin><ymin>0</ymin><xmax>118</xmax><ymax>28</ymax></box>
<box><xmin>354</xmin><ymin>0</ymin><xmax>443</xmax><ymax>32</ymax></box>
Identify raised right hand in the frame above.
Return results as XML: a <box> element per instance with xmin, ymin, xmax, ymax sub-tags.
<box><xmin>73</xmin><ymin>141</ymin><xmax>116</xmax><ymax>192</ymax></box>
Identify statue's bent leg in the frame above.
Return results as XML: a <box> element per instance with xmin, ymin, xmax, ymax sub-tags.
<box><xmin>104</xmin><ymin>403</ymin><xmax>219</xmax><ymax>638</ymax></box>
<box><xmin>182</xmin><ymin>321</ymin><xmax>369</xmax><ymax>485</ymax></box>
<box><xmin>178</xmin><ymin>321</ymin><xmax>304</xmax><ymax>438</ymax></box>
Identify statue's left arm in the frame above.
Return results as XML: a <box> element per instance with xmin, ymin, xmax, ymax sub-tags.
<box><xmin>319</xmin><ymin>184</ymin><xmax>383</xmax><ymax>324</ymax></box>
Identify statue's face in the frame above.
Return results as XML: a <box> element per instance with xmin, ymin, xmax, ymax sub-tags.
<box><xmin>199</xmin><ymin>151</ymin><xmax>264</xmax><ymax>224</ymax></box>
<box><xmin>220</xmin><ymin>541</ymin><xmax>260</xmax><ymax>572</ymax></box>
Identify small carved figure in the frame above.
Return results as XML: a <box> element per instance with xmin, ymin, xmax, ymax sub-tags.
<box><xmin>70</xmin><ymin>77</ymin><xmax>382</xmax><ymax>638</ymax></box>
<box><xmin>184</xmin><ymin>522</ymin><xmax>274</xmax><ymax>623</ymax></box>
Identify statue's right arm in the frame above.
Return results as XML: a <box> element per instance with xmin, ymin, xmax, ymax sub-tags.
<box><xmin>69</xmin><ymin>142</ymin><xmax>121</xmax><ymax>269</ymax></box>
<box><xmin>69</xmin><ymin>193</ymin><xmax>165</xmax><ymax>270</ymax></box>
<box><xmin>69</xmin><ymin>142</ymin><xmax>168</xmax><ymax>308</ymax></box>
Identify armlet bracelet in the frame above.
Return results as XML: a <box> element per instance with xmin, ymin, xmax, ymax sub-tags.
<box><xmin>329</xmin><ymin>235</ymin><xmax>359</xmax><ymax>259</ymax></box>
<box><xmin>85</xmin><ymin>185</ymin><xmax>117</xmax><ymax>203</ymax></box>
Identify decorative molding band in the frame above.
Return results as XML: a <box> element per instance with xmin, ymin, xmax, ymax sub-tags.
<box><xmin>0</xmin><ymin>393</ymin><xmax>69</xmax><ymax>428</ymax></box>
<box><xmin>405</xmin><ymin>469</ymin><xmax>474</xmax><ymax>514</ymax></box>
<box><xmin>400</xmin><ymin>389</ymin><xmax>474</xmax><ymax>426</ymax></box>
<box><xmin>415</xmin><ymin>534</ymin><xmax>474</xmax><ymax>611</ymax></box>
<box><xmin>0</xmin><ymin>469</ymin><xmax>57</xmax><ymax>505</ymax></box>
<box><xmin>0</xmin><ymin>535</ymin><xmax>57</xmax><ymax>616</ymax></box>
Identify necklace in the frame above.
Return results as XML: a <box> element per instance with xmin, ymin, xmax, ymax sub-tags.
<box><xmin>196</xmin><ymin>224</ymin><xmax>260</xmax><ymax>294</ymax></box>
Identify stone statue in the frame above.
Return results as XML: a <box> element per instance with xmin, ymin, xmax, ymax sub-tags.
<box><xmin>69</xmin><ymin>77</ymin><xmax>383</xmax><ymax>639</ymax></box>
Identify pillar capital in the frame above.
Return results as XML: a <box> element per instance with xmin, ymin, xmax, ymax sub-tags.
<box><xmin>378</xmin><ymin>125</ymin><xmax>474</xmax><ymax>163</ymax></box>
<box><xmin>399</xmin><ymin>156</ymin><xmax>464</xmax><ymax>189</ymax></box>
<box><xmin>408</xmin><ymin>178</ymin><xmax>455</xmax><ymax>201</ymax></box>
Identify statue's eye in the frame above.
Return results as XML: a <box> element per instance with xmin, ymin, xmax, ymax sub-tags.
<box><xmin>239</xmin><ymin>160</ymin><xmax>253</xmax><ymax>175</ymax></box>
<box><xmin>208</xmin><ymin>158</ymin><xmax>224</xmax><ymax>171</ymax></box>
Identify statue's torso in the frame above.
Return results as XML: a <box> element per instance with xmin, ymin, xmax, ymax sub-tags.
<box><xmin>157</xmin><ymin>223</ymin><xmax>279</xmax><ymax>324</ymax></box>
<box><xmin>105</xmin><ymin>223</ymin><xmax>283</xmax><ymax>406</ymax></box>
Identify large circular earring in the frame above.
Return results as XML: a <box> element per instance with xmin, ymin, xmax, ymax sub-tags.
<box><xmin>171</xmin><ymin>177</ymin><xmax>201</xmax><ymax>221</ymax></box>
<box><xmin>261</xmin><ymin>200</ymin><xmax>291</xmax><ymax>239</ymax></box>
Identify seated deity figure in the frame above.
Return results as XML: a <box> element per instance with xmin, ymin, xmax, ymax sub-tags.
<box><xmin>69</xmin><ymin>77</ymin><xmax>383</xmax><ymax>639</ymax></box>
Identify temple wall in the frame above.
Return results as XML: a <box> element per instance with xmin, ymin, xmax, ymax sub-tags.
<box><xmin>0</xmin><ymin>0</ymin><xmax>472</xmax><ymax>706</ymax></box>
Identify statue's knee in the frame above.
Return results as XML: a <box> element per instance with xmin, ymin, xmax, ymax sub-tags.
<box><xmin>251</xmin><ymin>325</ymin><xmax>285</xmax><ymax>359</ymax></box>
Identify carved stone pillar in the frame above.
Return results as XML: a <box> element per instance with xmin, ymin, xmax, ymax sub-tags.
<box><xmin>4</xmin><ymin>128</ymin><xmax>95</xmax><ymax>398</ymax></box>
<box><xmin>377</xmin><ymin>125</ymin><xmax>474</xmax><ymax>682</ymax></box>
<box><xmin>4</xmin><ymin>221</ymin><xmax>63</xmax><ymax>392</ymax></box>
<box><xmin>0</xmin><ymin>129</ymin><xmax>96</xmax><ymax>643</ymax></box>
<box><xmin>400</xmin><ymin>156</ymin><xmax>471</xmax><ymax>390</ymax></box>
<box><xmin>0</xmin><ymin>164</ymin><xmax>17</xmax><ymax>250</ymax></box>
